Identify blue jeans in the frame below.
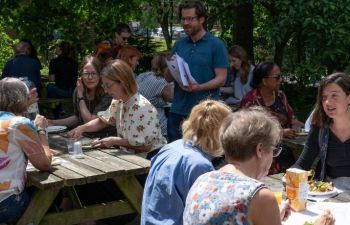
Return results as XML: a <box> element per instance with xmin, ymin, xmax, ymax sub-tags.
<box><xmin>0</xmin><ymin>191</ymin><xmax>29</xmax><ymax>224</ymax></box>
<box><xmin>47</xmin><ymin>84</ymin><xmax>73</xmax><ymax>98</ymax></box>
<box><xmin>167</xmin><ymin>112</ymin><xmax>187</xmax><ymax>143</ymax></box>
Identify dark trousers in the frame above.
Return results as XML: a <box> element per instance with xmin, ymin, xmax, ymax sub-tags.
<box><xmin>167</xmin><ymin>112</ymin><xmax>187</xmax><ymax>143</ymax></box>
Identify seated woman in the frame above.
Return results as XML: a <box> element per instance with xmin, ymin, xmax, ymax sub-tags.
<box><xmin>240</xmin><ymin>62</ymin><xmax>304</xmax><ymax>173</ymax></box>
<box><xmin>47</xmin><ymin>56</ymin><xmax>112</xmax><ymax>130</ymax></box>
<box><xmin>292</xmin><ymin>72</ymin><xmax>350</xmax><ymax>191</ymax></box>
<box><xmin>69</xmin><ymin>59</ymin><xmax>166</xmax><ymax>159</ymax></box>
<box><xmin>183</xmin><ymin>107</ymin><xmax>335</xmax><ymax>225</ymax></box>
<box><xmin>220</xmin><ymin>45</ymin><xmax>254</xmax><ymax>105</ymax></box>
<box><xmin>141</xmin><ymin>100</ymin><xmax>231</xmax><ymax>225</ymax></box>
<box><xmin>0</xmin><ymin>78</ymin><xmax>52</xmax><ymax>224</ymax></box>
<box><xmin>136</xmin><ymin>52</ymin><xmax>174</xmax><ymax>137</ymax></box>
<box><xmin>117</xmin><ymin>45</ymin><xmax>142</xmax><ymax>73</ymax></box>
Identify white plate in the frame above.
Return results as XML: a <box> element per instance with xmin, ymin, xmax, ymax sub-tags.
<box><xmin>308</xmin><ymin>189</ymin><xmax>337</xmax><ymax>196</ymax></box>
<box><xmin>46</xmin><ymin>126</ymin><xmax>67</xmax><ymax>133</ymax></box>
<box><xmin>296</xmin><ymin>132</ymin><xmax>309</xmax><ymax>136</ymax></box>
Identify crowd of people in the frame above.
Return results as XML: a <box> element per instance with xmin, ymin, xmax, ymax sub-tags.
<box><xmin>1</xmin><ymin>0</ymin><xmax>348</xmax><ymax>224</ymax></box>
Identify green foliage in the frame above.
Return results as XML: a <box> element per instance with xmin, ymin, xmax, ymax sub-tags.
<box><xmin>0</xmin><ymin>20</ymin><xmax>16</xmax><ymax>71</ymax></box>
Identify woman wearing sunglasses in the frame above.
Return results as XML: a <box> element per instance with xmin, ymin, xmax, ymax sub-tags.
<box><xmin>240</xmin><ymin>62</ymin><xmax>303</xmax><ymax>174</ymax></box>
<box><xmin>47</xmin><ymin>55</ymin><xmax>112</xmax><ymax>127</ymax></box>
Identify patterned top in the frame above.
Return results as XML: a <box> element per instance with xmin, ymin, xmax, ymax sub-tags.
<box><xmin>98</xmin><ymin>93</ymin><xmax>167</xmax><ymax>154</ymax></box>
<box><xmin>136</xmin><ymin>71</ymin><xmax>169</xmax><ymax>136</ymax></box>
<box><xmin>240</xmin><ymin>89</ymin><xmax>294</xmax><ymax>128</ymax></box>
<box><xmin>0</xmin><ymin>111</ymin><xmax>46</xmax><ymax>203</ymax></box>
<box><xmin>183</xmin><ymin>171</ymin><xmax>266</xmax><ymax>225</ymax></box>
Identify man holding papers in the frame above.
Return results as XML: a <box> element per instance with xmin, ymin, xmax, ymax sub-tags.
<box><xmin>165</xmin><ymin>0</ymin><xmax>228</xmax><ymax>142</ymax></box>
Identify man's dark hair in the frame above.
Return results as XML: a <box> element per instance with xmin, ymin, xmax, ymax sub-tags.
<box><xmin>178</xmin><ymin>0</ymin><xmax>208</xmax><ymax>23</ymax></box>
<box><xmin>114</xmin><ymin>23</ymin><xmax>132</xmax><ymax>34</ymax></box>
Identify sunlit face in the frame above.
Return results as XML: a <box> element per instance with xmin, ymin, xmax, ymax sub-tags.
<box><xmin>101</xmin><ymin>76</ymin><xmax>126</xmax><ymax>101</ymax></box>
<box><xmin>81</xmin><ymin>64</ymin><xmax>100</xmax><ymax>90</ymax></box>
<box><xmin>181</xmin><ymin>8</ymin><xmax>204</xmax><ymax>37</ymax></box>
<box><xmin>129</xmin><ymin>56</ymin><xmax>140</xmax><ymax>71</ymax></box>
<box><xmin>114</xmin><ymin>32</ymin><xmax>131</xmax><ymax>47</ymax></box>
<box><xmin>262</xmin><ymin>65</ymin><xmax>282</xmax><ymax>91</ymax></box>
<box><xmin>322</xmin><ymin>83</ymin><xmax>350</xmax><ymax>118</ymax></box>
<box><xmin>229</xmin><ymin>56</ymin><xmax>242</xmax><ymax>70</ymax></box>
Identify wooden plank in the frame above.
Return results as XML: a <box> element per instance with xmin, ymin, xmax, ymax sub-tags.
<box><xmin>58</xmin><ymin>157</ymin><xmax>107</xmax><ymax>183</ymax></box>
<box><xmin>27</xmin><ymin>170</ymin><xmax>64</xmax><ymax>190</ymax></box>
<box><xmin>64</xmin><ymin>153</ymin><xmax>126</xmax><ymax>177</ymax></box>
<box><xmin>49</xmin><ymin>165</ymin><xmax>86</xmax><ymax>186</ymax></box>
<box><xmin>16</xmin><ymin>187</ymin><xmax>60</xmax><ymax>225</ymax></box>
<box><xmin>113</xmin><ymin>175</ymin><xmax>144</xmax><ymax>214</ymax></box>
<box><xmin>39</xmin><ymin>201</ymin><xmax>136</xmax><ymax>225</ymax></box>
<box><xmin>84</xmin><ymin>150</ymin><xmax>145</xmax><ymax>174</ymax></box>
<box><xmin>101</xmin><ymin>149</ymin><xmax>151</xmax><ymax>169</ymax></box>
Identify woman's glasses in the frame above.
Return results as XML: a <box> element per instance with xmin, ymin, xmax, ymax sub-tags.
<box><xmin>81</xmin><ymin>72</ymin><xmax>98</xmax><ymax>78</ymax></box>
<box><xmin>264</xmin><ymin>73</ymin><xmax>282</xmax><ymax>81</ymax></box>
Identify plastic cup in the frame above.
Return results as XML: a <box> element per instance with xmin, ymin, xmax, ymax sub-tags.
<box><xmin>67</xmin><ymin>139</ymin><xmax>75</xmax><ymax>155</ymax></box>
<box><xmin>274</xmin><ymin>192</ymin><xmax>282</xmax><ymax>205</ymax></box>
<box><xmin>73</xmin><ymin>141</ymin><xmax>84</xmax><ymax>158</ymax></box>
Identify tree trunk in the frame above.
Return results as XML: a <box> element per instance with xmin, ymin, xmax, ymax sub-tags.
<box><xmin>232</xmin><ymin>3</ymin><xmax>254</xmax><ymax>63</ymax></box>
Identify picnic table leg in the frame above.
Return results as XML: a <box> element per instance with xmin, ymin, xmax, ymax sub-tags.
<box><xmin>16</xmin><ymin>187</ymin><xmax>60</xmax><ymax>225</ymax></box>
<box><xmin>65</xmin><ymin>186</ymin><xmax>83</xmax><ymax>208</ymax></box>
<box><xmin>113</xmin><ymin>175</ymin><xmax>143</xmax><ymax>214</ymax></box>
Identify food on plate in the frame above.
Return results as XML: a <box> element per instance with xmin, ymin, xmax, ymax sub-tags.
<box><xmin>303</xmin><ymin>222</ymin><xmax>314</xmax><ymax>225</ymax></box>
<box><xmin>308</xmin><ymin>169</ymin><xmax>334</xmax><ymax>192</ymax></box>
<box><xmin>308</xmin><ymin>180</ymin><xmax>334</xmax><ymax>192</ymax></box>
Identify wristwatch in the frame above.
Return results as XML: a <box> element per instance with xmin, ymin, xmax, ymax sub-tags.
<box><xmin>37</xmin><ymin>129</ymin><xmax>47</xmax><ymax>136</ymax></box>
<box><xmin>78</xmin><ymin>96</ymin><xmax>86</xmax><ymax>103</ymax></box>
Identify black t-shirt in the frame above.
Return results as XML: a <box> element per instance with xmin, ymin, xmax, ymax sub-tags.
<box><xmin>49</xmin><ymin>55</ymin><xmax>78</xmax><ymax>89</ymax></box>
<box><xmin>293</xmin><ymin>125</ymin><xmax>350</xmax><ymax>178</ymax></box>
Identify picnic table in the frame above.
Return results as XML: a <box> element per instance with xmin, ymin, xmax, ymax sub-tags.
<box><xmin>17</xmin><ymin>132</ymin><xmax>150</xmax><ymax>225</ymax></box>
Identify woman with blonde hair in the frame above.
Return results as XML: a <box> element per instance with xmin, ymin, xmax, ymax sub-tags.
<box><xmin>47</xmin><ymin>55</ymin><xmax>112</xmax><ymax>128</ymax></box>
<box><xmin>141</xmin><ymin>100</ymin><xmax>231</xmax><ymax>225</ymax></box>
<box><xmin>69</xmin><ymin>59</ymin><xmax>166</xmax><ymax>159</ymax></box>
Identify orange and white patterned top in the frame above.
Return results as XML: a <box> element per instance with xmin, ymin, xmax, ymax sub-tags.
<box><xmin>98</xmin><ymin>93</ymin><xmax>167</xmax><ymax>154</ymax></box>
<box><xmin>0</xmin><ymin>111</ymin><xmax>45</xmax><ymax>203</ymax></box>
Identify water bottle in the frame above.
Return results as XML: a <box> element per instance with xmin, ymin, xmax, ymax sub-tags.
<box><xmin>19</xmin><ymin>77</ymin><xmax>39</xmax><ymax>120</ymax></box>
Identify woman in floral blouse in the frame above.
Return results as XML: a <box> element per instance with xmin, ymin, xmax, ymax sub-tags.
<box><xmin>69</xmin><ymin>59</ymin><xmax>166</xmax><ymax>159</ymax></box>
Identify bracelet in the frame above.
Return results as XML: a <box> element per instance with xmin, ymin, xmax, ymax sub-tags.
<box><xmin>37</xmin><ymin>129</ymin><xmax>47</xmax><ymax>136</ymax></box>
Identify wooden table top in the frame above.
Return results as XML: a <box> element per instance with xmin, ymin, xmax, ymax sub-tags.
<box><xmin>26</xmin><ymin>132</ymin><xmax>150</xmax><ymax>190</ymax></box>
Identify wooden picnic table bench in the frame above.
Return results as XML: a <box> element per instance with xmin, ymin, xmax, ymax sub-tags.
<box><xmin>17</xmin><ymin>132</ymin><xmax>150</xmax><ymax>225</ymax></box>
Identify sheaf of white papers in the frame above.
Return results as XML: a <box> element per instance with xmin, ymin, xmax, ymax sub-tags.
<box><xmin>166</xmin><ymin>53</ymin><xmax>197</xmax><ymax>87</ymax></box>
<box><xmin>282</xmin><ymin>202</ymin><xmax>350</xmax><ymax>225</ymax></box>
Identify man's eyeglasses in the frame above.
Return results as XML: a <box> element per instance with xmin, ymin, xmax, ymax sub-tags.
<box><xmin>181</xmin><ymin>16</ymin><xmax>198</xmax><ymax>23</ymax></box>
<box><xmin>81</xmin><ymin>72</ymin><xmax>98</xmax><ymax>78</ymax></box>
<box><xmin>264</xmin><ymin>73</ymin><xmax>282</xmax><ymax>80</ymax></box>
<box><xmin>272</xmin><ymin>146</ymin><xmax>283</xmax><ymax>158</ymax></box>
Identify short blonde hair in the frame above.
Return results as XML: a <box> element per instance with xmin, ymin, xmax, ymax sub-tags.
<box><xmin>0</xmin><ymin>78</ymin><xmax>29</xmax><ymax>114</ymax></box>
<box><xmin>220</xmin><ymin>107</ymin><xmax>282</xmax><ymax>161</ymax></box>
<box><xmin>101</xmin><ymin>59</ymin><xmax>138</xmax><ymax>97</ymax></box>
<box><xmin>182</xmin><ymin>100</ymin><xmax>231</xmax><ymax>157</ymax></box>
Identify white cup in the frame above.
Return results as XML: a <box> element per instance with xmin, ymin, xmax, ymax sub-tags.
<box><xmin>73</xmin><ymin>141</ymin><xmax>84</xmax><ymax>158</ymax></box>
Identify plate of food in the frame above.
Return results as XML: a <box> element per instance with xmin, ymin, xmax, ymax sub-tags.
<box><xmin>296</xmin><ymin>132</ymin><xmax>309</xmax><ymax>136</ymax></box>
<box><xmin>46</xmin><ymin>125</ymin><xmax>67</xmax><ymax>133</ymax></box>
<box><xmin>308</xmin><ymin>180</ymin><xmax>336</xmax><ymax>196</ymax></box>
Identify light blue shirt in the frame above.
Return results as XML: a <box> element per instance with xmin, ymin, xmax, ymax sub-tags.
<box><xmin>171</xmin><ymin>32</ymin><xmax>228</xmax><ymax>115</ymax></box>
<box><xmin>141</xmin><ymin>139</ymin><xmax>214</xmax><ymax>225</ymax></box>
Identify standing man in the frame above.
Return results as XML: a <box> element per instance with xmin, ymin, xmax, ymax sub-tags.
<box><xmin>113</xmin><ymin>22</ymin><xmax>132</xmax><ymax>48</ymax></box>
<box><xmin>165</xmin><ymin>0</ymin><xmax>228</xmax><ymax>142</ymax></box>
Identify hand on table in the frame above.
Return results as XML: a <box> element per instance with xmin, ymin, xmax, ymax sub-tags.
<box><xmin>28</xmin><ymin>88</ymin><xmax>39</xmax><ymax>106</ymax></box>
<box><xmin>91</xmin><ymin>137</ymin><xmax>121</xmax><ymax>148</ymax></box>
<box><xmin>283</xmin><ymin>128</ymin><xmax>297</xmax><ymax>139</ymax></box>
<box><xmin>279</xmin><ymin>199</ymin><xmax>294</xmax><ymax>221</ymax></box>
<box><xmin>314</xmin><ymin>210</ymin><xmax>335</xmax><ymax>225</ymax></box>
<box><xmin>68</xmin><ymin>126</ymin><xmax>85</xmax><ymax>139</ymax></box>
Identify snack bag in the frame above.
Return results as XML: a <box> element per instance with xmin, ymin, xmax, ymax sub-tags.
<box><xmin>285</xmin><ymin>168</ymin><xmax>309</xmax><ymax>211</ymax></box>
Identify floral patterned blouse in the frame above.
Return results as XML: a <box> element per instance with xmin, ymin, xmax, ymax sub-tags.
<box><xmin>98</xmin><ymin>93</ymin><xmax>167</xmax><ymax>154</ymax></box>
<box><xmin>183</xmin><ymin>171</ymin><xmax>266</xmax><ymax>225</ymax></box>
